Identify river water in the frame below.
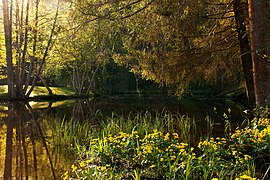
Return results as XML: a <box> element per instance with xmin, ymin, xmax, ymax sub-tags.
<box><xmin>0</xmin><ymin>97</ymin><xmax>246</xmax><ymax>179</ymax></box>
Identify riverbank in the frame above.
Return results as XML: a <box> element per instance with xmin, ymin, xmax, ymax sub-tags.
<box><xmin>57</xmin><ymin>110</ymin><xmax>268</xmax><ymax>179</ymax></box>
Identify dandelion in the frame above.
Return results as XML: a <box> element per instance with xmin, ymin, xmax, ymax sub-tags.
<box><xmin>160</xmin><ymin>157</ymin><xmax>164</xmax><ymax>162</ymax></box>
<box><xmin>211</xmin><ymin>178</ymin><xmax>218</xmax><ymax>180</ymax></box>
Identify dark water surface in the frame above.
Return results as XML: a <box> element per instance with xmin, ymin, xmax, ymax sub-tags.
<box><xmin>0</xmin><ymin>96</ymin><xmax>246</xmax><ymax>179</ymax></box>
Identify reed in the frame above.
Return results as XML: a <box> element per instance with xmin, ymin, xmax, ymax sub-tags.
<box><xmin>51</xmin><ymin>110</ymin><xmax>264</xmax><ymax>179</ymax></box>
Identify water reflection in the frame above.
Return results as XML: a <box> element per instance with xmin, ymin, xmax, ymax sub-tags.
<box><xmin>0</xmin><ymin>97</ymin><xmax>245</xmax><ymax>179</ymax></box>
<box><xmin>0</xmin><ymin>102</ymin><xmax>66</xmax><ymax>179</ymax></box>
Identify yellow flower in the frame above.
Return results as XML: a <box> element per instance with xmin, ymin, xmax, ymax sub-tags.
<box><xmin>86</xmin><ymin>159</ymin><xmax>92</xmax><ymax>164</ymax></box>
<box><xmin>71</xmin><ymin>164</ymin><xmax>77</xmax><ymax>172</ymax></box>
<box><xmin>173</xmin><ymin>133</ymin><xmax>179</xmax><ymax>139</ymax></box>
<box><xmin>150</xmin><ymin>164</ymin><xmax>156</xmax><ymax>168</ymax></box>
<box><xmin>164</xmin><ymin>133</ymin><xmax>170</xmax><ymax>140</ymax></box>
<box><xmin>170</xmin><ymin>155</ymin><xmax>176</xmax><ymax>161</ymax></box>
<box><xmin>239</xmin><ymin>174</ymin><xmax>255</xmax><ymax>180</ymax></box>
<box><xmin>180</xmin><ymin>162</ymin><xmax>185</xmax><ymax>169</ymax></box>
<box><xmin>160</xmin><ymin>157</ymin><xmax>164</xmax><ymax>162</ymax></box>
<box><xmin>212</xmin><ymin>144</ymin><xmax>217</xmax><ymax>150</ymax></box>
<box><xmin>63</xmin><ymin>171</ymin><xmax>69</xmax><ymax>180</ymax></box>
<box><xmin>212</xmin><ymin>178</ymin><xmax>218</xmax><ymax>180</ymax></box>
<box><xmin>100</xmin><ymin>166</ymin><xmax>107</xmax><ymax>171</ymax></box>
<box><xmin>79</xmin><ymin>161</ymin><xmax>86</xmax><ymax>168</ymax></box>
<box><xmin>198</xmin><ymin>142</ymin><xmax>202</xmax><ymax>148</ymax></box>
<box><xmin>244</xmin><ymin>154</ymin><xmax>252</xmax><ymax>161</ymax></box>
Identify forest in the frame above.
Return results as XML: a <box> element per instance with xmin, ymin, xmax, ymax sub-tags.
<box><xmin>0</xmin><ymin>0</ymin><xmax>270</xmax><ymax>179</ymax></box>
<box><xmin>0</xmin><ymin>0</ymin><xmax>269</xmax><ymax>107</ymax></box>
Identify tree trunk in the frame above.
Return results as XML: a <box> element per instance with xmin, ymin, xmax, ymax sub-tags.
<box><xmin>26</xmin><ymin>0</ymin><xmax>60</xmax><ymax>98</ymax></box>
<box><xmin>39</xmin><ymin>75</ymin><xmax>53</xmax><ymax>95</ymax></box>
<box><xmin>18</xmin><ymin>0</ymin><xmax>30</xmax><ymax>97</ymax></box>
<box><xmin>233</xmin><ymin>0</ymin><xmax>255</xmax><ymax>107</ymax></box>
<box><xmin>24</xmin><ymin>0</ymin><xmax>39</xmax><ymax>95</ymax></box>
<box><xmin>3</xmin><ymin>0</ymin><xmax>14</xmax><ymax>99</ymax></box>
<box><xmin>248</xmin><ymin>0</ymin><xmax>270</xmax><ymax>107</ymax></box>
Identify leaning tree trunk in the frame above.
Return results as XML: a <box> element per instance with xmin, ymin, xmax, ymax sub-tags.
<box><xmin>248</xmin><ymin>0</ymin><xmax>270</xmax><ymax>107</ymax></box>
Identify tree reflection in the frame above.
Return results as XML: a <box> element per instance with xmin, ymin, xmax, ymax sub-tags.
<box><xmin>0</xmin><ymin>102</ymin><xmax>59</xmax><ymax>179</ymax></box>
<box><xmin>72</xmin><ymin>99</ymin><xmax>98</xmax><ymax>121</ymax></box>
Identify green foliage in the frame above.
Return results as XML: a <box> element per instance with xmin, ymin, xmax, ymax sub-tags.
<box><xmin>66</xmin><ymin>0</ymin><xmax>244</xmax><ymax>96</ymax></box>
<box><xmin>63</xmin><ymin>129</ymin><xmax>257</xmax><ymax>180</ymax></box>
<box><xmin>53</xmin><ymin>111</ymin><xmax>270</xmax><ymax>180</ymax></box>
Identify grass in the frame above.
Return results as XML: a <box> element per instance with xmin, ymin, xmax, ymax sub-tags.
<box><xmin>48</xmin><ymin>110</ymin><xmax>270</xmax><ymax>180</ymax></box>
<box><xmin>0</xmin><ymin>85</ymin><xmax>75</xmax><ymax>97</ymax></box>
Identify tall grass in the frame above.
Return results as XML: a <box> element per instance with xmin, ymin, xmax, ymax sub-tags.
<box><xmin>52</xmin><ymin>111</ymin><xmax>261</xmax><ymax>179</ymax></box>
<box><xmin>50</xmin><ymin>111</ymin><xmax>197</xmax><ymax>158</ymax></box>
<box><xmin>96</xmin><ymin>111</ymin><xmax>197</xmax><ymax>143</ymax></box>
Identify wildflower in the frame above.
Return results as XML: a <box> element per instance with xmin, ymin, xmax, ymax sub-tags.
<box><xmin>212</xmin><ymin>144</ymin><xmax>217</xmax><ymax>150</ymax></box>
<box><xmin>164</xmin><ymin>133</ymin><xmax>170</xmax><ymax>140</ymax></box>
<box><xmin>211</xmin><ymin>178</ymin><xmax>218</xmax><ymax>180</ymax></box>
<box><xmin>160</xmin><ymin>157</ymin><xmax>164</xmax><ymax>162</ymax></box>
<box><xmin>170</xmin><ymin>155</ymin><xmax>176</xmax><ymax>161</ymax></box>
<box><xmin>100</xmin><ymin>166</ymin><xmax>107</xmax><ymax>171</ymax></box>
<box><xmin>244</xmin><ymin>154</ymin><xmax>252</xmax><ymax>161</ymax></box>
<box><xmin>180</xmin><ymin>162</ymin><xmax>185</xmax><ymax>169</ymax></box>
<box><xmin>63</xmin><ymin>171</ymin><xmax>69</xmax><ymax>180</ymax></box>
<box><xmin>198</xmin><ymin>142</ymin><xmax>202</xmax><ymax>148</ymax></box>
<box><xmin>173</xmin><ymin>133</ymin><xmax>179</xmax><ymax>139</ymax></box>
<box><xmin>86</xmin><ymin>159</ymin><xmax>92</xmax><ymax>164</ymax></box>
<box><xmin>150</xmin><ymin>164</ymin><xmax>156</xmax><ymax>168</ymax></box>
<box><xmin>101</xmin><ymin>164</ymin><xmax>110</xmax><ymax>171</ymax></box>
<box><xmin>79</xmin><ymin>161</ymin><xmax>86</xmax><ymax>168</ymax></box>
<box><xmin>71</xmin><ymin>164</ymin><xmax>77</xmax><ymax>172</ymax></box>
<box><xmin>239</xmin><ymin>174</ymin><xmax>256</xmax><ymax>180</ymax></box>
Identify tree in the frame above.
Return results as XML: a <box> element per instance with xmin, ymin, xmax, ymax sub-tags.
<box><xmin>111</xmin><ymin>0</ymin><xmax>242</xmax><ymax>95</ymax></box>
<box><xmin>248</xmin><ymin>0</ymin><xmax>270</xmax><ymax>107</ymax></box>
<box><xmin>2</xmin><ymin>0</ymin><xmax>14</xmax><ymax>98</ymax></box>
<box><xmin>233</xmin><ymin>0</ymin><xmax>255</xmax><ymax>106</ymax></box>
<box><xmin>2</xmin><ymin>0</ymin><xmax>60</xmax><ymax>99</ymax></box>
